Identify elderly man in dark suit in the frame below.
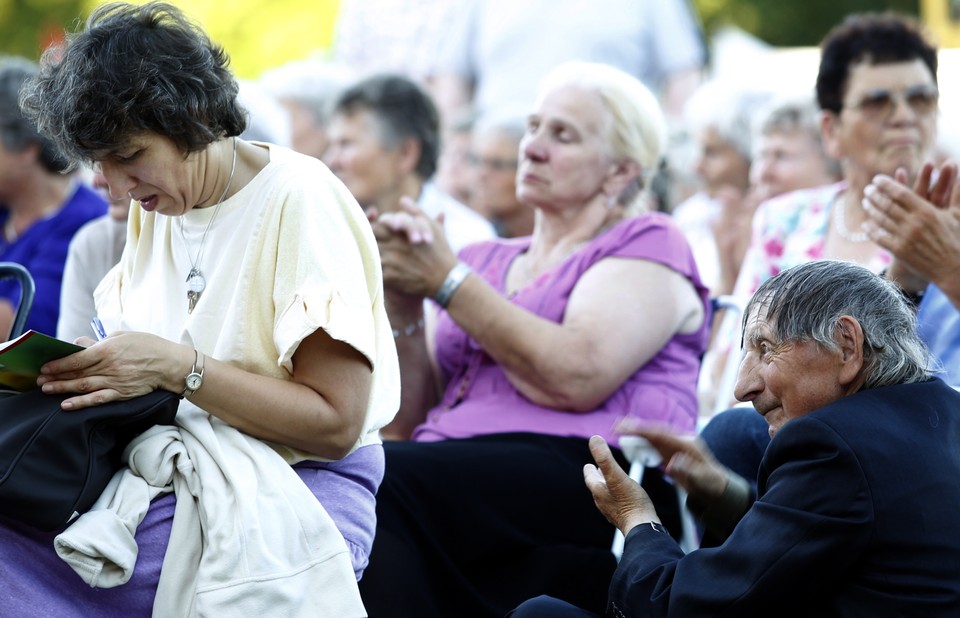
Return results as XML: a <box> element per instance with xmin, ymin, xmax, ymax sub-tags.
<box><xmin>511</xmin><ymin>259</ymin><xmax>960</xmax><ymax>617</ymax></box>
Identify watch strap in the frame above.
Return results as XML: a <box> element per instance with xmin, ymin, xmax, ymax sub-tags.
<box><xmin>181</xmin><ymin>348</ymin><xmax>205</xmax><ymax>398</ymax></box>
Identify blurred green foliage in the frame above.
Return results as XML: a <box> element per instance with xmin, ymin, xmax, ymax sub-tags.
<box><xmin>0</xmin><ymin>0</ymin><xmax>88</xmax><ymax>60</ymax></box>
<box><xmin>693</xmin><ymin>0</ymin><xmax>920</xmax><ymax>46</ymax></box>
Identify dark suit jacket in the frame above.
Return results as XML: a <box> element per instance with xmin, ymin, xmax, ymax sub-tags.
<box><xmin>607</xmin><ymin>378</ymin><xmax>960</xmax><ymax>617</ymax></box>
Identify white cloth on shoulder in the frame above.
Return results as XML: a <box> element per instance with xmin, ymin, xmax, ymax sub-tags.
<box><xmin>53</xmin><ymin>403</ymin><xmax>366</xmax><ymax>618</ymax></box>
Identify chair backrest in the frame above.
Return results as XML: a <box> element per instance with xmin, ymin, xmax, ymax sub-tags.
<box><xmin>699</xmin><ymin>294</ymin><xmax>747</xmax><ymax>419</ymax></box>
<box><xmin>0</xmin><ymin>262</ymin><xmax>36</xmax><ymax>340</ymax></box>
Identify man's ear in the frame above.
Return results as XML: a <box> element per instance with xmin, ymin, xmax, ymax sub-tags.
<box><xmin>602</xmin><ymin>159</ymin><xmax>642</xmax><ymax>200</ymax></box>
<box><xmin>835</xmin><ymin>315</ymin><xmax>865</xmax><ymax>386</ymax></box>
<box><xmin>819</xmin><ymin>110</ymin><xmax>844</xmax><ymax>161</ymax></box>
<box><xmin>396</xmin><ymin>137</ymin><xmax>422</xmax><ymax>177</ymax></box>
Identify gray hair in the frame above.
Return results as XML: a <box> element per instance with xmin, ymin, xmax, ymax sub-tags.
<box><xmin>0</xmin><ymin>56</ymin><xmax>69</xmax><ymax>173</ymax></box>
<box><xmin>684</xmin><ymin>79</ymin><xmax>772</xmax><ymax>160</ymax></box>
<box><xmin>753</xmin><ymin>93</ymin><xmax>841</xmax><ymax>178</ymax></box>
<box><xmin>744</xmin><ymin>260</ymin><xmax>930</xmax><ymax>390</ymax></box>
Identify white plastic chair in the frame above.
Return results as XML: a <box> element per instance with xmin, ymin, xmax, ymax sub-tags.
<box><xmin>611</xmin><ymin>436</ymin><xmax>699</xmax><ymax>559</ymax></box>
<box><xmin>610</xmin><ymin>295</ymin><xmax>746</xmax><ymax>560</ymax></box>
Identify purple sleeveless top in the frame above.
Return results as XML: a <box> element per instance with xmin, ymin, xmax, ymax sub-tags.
<box><xmin>411</xmin><ymin>213</ymin><xmax>710</xmax><ymax>447</ymax></box>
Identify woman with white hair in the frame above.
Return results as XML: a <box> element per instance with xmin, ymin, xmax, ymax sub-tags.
<box><xmin>358</xmin><ymin>61</ymin><xmax>710</xmax><ymax>616</ymax></box>
<box><xmin>671</xmin><ymin>79</ymin><xmax>773</xmax><ymax>294</ymax></box>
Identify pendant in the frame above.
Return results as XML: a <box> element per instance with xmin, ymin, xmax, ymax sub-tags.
<box><xmin>186</xmin><ymin>268</ymin><xmax>205</xmax><ymax>313</ymax></box>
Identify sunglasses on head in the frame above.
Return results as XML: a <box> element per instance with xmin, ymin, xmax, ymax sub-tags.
<box><xmin>843</xmin><ymin>85</ymin><xmax>939</xmax><ymax>121</ymax></box>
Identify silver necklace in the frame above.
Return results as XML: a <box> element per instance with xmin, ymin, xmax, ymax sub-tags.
<box><xmin>832</xmin><ymin>192</ymin><xmax>869</xmax><ymax>243</ymax></box>
<box><xmin>180</xmin><ymin>137</ymin><xmax>237</xmax><ymax>313</ymax></box>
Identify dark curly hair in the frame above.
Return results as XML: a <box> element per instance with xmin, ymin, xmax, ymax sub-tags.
<box><xmin>19</xmin><ymin>2</ymin><xmax>246</xmax><ymax>168</ymax></box>
<box><xmin>816</xmin><ymin>12</ymin><xmax>938</xmax><ymax>114</ymax></box>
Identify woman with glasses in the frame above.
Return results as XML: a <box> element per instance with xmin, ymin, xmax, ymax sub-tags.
<box><xmin>467</xmin><ymin>116</ymin><xmax>534</xmax><ymax>237</ymax></box>
<box><xmin>703</xmin><ymin>12</ymin><xmax>939</xmax><ymax>413</ymax></box>
<box><xmin>734</xmin><ymin>11</ymin><xmax>937</xmax><ymax>298</ymax></box>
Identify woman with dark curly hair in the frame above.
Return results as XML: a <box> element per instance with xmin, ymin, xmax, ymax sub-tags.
<box><xmin>1</xmin><ymin>2</ymin><xmax>399</xmax><ymax>615</ymax></box>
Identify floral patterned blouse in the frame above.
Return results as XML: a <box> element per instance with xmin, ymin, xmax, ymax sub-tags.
<box><xmin>714</xmin><ymin>181</ymin><xmax>892</xmax><ymax>359</ymax></box>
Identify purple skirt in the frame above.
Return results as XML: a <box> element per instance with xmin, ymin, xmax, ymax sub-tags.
<box><xmin>0</xmin><ymin>444</ymin><xmax>383</xmax><ymax>617</ymax></box>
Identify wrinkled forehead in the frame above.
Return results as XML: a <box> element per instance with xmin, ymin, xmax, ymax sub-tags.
<box><xmin>533</xmin><ymin>84</ymin><xmax>611</xmax><ymax>135</ymax></box>
<box><xmin>742</xmin><ymin>299</ymin><xmax>776</xmax><ymax>340</ymax></box>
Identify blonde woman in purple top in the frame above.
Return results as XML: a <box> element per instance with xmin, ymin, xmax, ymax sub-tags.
<box><xmin>360</xmin><ymin>61</ymin><xmax>709</xmax><ymax>617</ymax></box>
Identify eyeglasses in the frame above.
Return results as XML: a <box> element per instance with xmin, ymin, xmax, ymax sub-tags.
<box><xmin>467</xmin><ymin>154</ymin><xmax>518</xmax><ymax>172</ymax></box>
<box><xmin>842</xmin><ymin>85</ymin><xmax>939</xmax><ymax>121</ymax></box>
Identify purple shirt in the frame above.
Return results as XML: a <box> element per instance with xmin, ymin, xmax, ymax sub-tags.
<box><xmin>412</xmin><ymin>213</ymin><xmax>709</xmax><ymax>447</ymax></box>
<box><xmin>0</xmin><ymin>184</ymin><xmax>107</xmax><ymax>336</ymax></box>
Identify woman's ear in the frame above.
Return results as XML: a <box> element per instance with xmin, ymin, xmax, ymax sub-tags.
<box><xmin>395</xmin><ymin>137</ymin><xmax>422</xmax><ymax>177</ymax></box>
<box><xmin>819</xmin><ymin>110</ymin><xmax>844</xmax><ymax>161</ymax></box>
<box><xmin>835</xmin><ymin>315</ymin><xmax>865</xmax><ymax>386</ymax></box>
<box><xmin>602</xmin><ymin>159</ymin><xmax>642</xmax><ymax>200</ymax></box>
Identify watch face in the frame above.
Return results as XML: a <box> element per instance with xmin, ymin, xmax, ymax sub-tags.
<box><xmin>186</xmin><ymin>373</ymin><xmax>202</xmax><ymax>390</ymax></box>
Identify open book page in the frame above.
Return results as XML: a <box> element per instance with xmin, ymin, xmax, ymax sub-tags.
<box><xmin>0</xmin><ymin>331</ymin><xmax>84</xmax><ymax>391</ymax></box>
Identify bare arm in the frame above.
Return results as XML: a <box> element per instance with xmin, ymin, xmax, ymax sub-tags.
<box><xmin>446</xmin><ymin>257</ymin><xmax>704</xmax><ymax>410</ymax></box>
<box><xmin>379</xmin><ymin>294</ymin><xmax>441</xmax><ymax>440</ymax></box>
<box><xmin>37</xmin><ymin>327</ymin><xmax>372</xmax><ymax>460</ymax></box>
<box><xmin>375</xmin><ymin>205</ymin><xmax>705</xmax><ymax>412</ymax></box>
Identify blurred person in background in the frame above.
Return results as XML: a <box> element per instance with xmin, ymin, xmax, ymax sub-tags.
<box><xmin>750</xmin><ymin>93</ymin><xmax>842</xmax><ymax>203</ymax></box>
<box><xmin>324</xmin><ymin>73</ymin><xmax>495</xmax><ymax>252</ymax></box>
<box><xmin>468</xmin><ymin>115</ymin><xmax>534</xmax><ymax>237</ymax></box>
<box><xmin>694</xmin><ymin>94</ymin><xmax>841</xmax><ymax>410</ymax></box>
<box><xmin>57</xmin><ymin>171</ymin><xmax>130</xmax><ymax>342</ymax></box>
<box><xmin>260</xmin><ymin>58</ymin><xmax>354</xmax><ymax>159</ymax></box>
<box><xmin>434</xmin><ymin>108</ymin><xmax>475</xmax><ymax>205</ymax></box>
<box><xmin>671</xmin><ymin>79</ymin><xmax>772</xmax><ymax>295</ymax></box>
<box><xmin>0</xmin><ymin>56</ymin><xmax>105</xmax><ymax>338</ymax></box>
<box><xmin>430</xmin><ymin>0</ymin><xmax>706</xmax><ymax>131</ymax></box>
<box><xmin>731</xmin><ymin>12</ymin><xmax>935</xmax><ymax>298</ymax></box>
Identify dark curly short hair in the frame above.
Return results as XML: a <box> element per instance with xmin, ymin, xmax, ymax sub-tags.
<box><xmin>331</xmin><ymin>74</ymin><xmax>440</xmax><ymax>180</ymax></box>
<box><xmin>0</xmin><ymin>56</ymin><xmax>70</xmax><ymax>174</ymax></box>
<box><xmin>816</xmin><ymin>12</ymin><xmax>938</xmax><ymax>114</ymax></box>
<box><xmin>19</xmin><ymin>1</ymin><xmax>246</xmax><ymax>168</ymax></box>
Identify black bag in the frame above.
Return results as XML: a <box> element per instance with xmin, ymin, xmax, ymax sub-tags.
<box><xmin>0</xmin><ymin>388</ymin><xmax>180</xmax><ymax>531</ymax></box>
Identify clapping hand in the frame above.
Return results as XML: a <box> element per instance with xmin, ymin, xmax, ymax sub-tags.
<box><xmin>371</xmin><ymin>197</ymin><xmax>457</xmax><ymax>299</ymax></box>
<box><xmin>863</xmin><ymin>161</ymin><xmax>960</xmax><ymax>295</ymax></box>
<box><xmin>616</xmin><ymin>418</ymin><xmax>730</xmax><ymax>503</ymax></box>
<box><xmin>583</xmin><ymin>435</ymin><xmax>661</xmax><ymax>536</ymax></box>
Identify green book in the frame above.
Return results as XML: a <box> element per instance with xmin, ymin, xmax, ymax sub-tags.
<box><xmin>0</xmin><ymin>330</ymin><xmax>84</xmax><ymax>391</ymax></box>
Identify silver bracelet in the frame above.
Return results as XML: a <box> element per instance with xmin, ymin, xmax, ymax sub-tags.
<box><xmin>392</xmin><ymin>317</ymin><xmax>425</xmax><ymax>338</ymax></box>
<box><xmin>434</xmin><ymin>261</ymin><xmax>472</xmax><ymax>308</ymax></box>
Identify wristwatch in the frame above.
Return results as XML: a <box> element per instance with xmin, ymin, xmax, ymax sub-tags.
<box><xmin>181</xmin><ymin>348</ymin><xmax>205</xmax><ymax>398</ymax></box>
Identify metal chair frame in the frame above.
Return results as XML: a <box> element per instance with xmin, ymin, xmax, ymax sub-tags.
<box><xmin>610</xmin><ymin>295</ymin><xmax>746</xmax><ymax>560</ymax></box>
<box><xmin>0</xmin><ymin>262</ymin><xmax>36</xmax><ymax>340</ymax></box>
